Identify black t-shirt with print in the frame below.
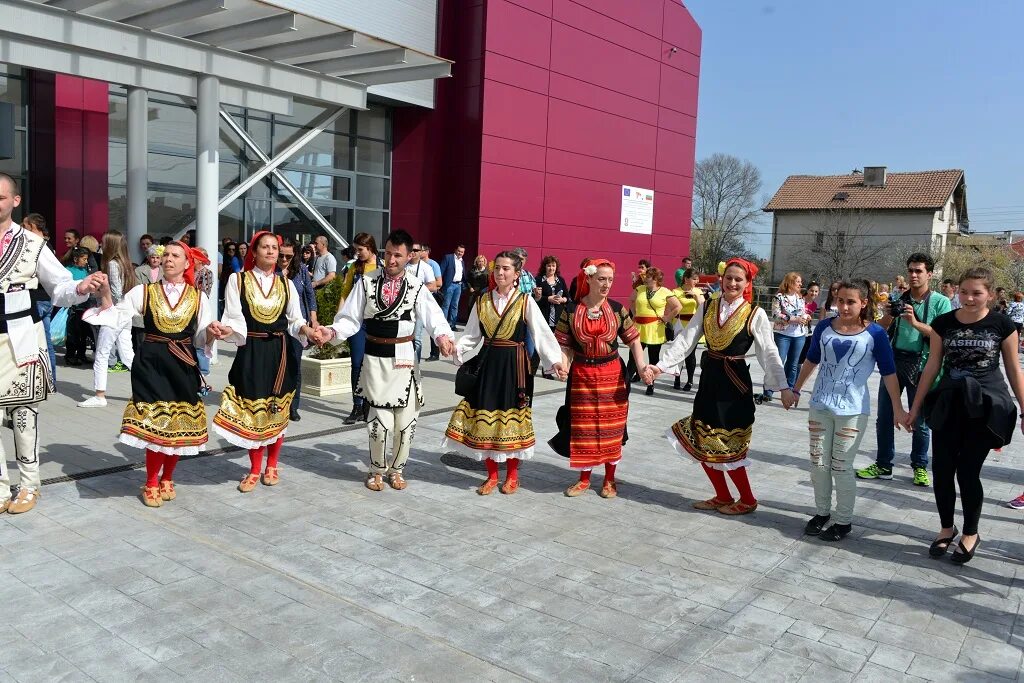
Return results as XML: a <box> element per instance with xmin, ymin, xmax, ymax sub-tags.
<box><xmin>931</xmin><ymin>310</ymin><xmax>1016</xmax><ymax>377</ymax></box>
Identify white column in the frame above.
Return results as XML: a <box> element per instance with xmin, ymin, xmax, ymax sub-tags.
<box><xmin>126</xmin><ymin>87</ymin><xmax>148</xmax><ymax>262</ymax></box>
<box><xmin>196</xmin><ymin>74</ymin><xmax>220</xmax><ymax>307</ymax></box>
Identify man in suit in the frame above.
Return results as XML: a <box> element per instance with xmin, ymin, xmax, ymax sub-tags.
<box><xmin>439</xmin><ymin>244</ymin><xmax>466</xmax><ymax>331</ymax></box>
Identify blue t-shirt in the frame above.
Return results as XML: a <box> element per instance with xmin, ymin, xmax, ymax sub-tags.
<box><xmin>806</xmin><ymin>319</ymin><xmax>896</xmax><ymax>416</ymax></box>
<box><xmin>425</xmin><ymin>258</ymin><xmax>442</xmax><ymax>279</ymax></box>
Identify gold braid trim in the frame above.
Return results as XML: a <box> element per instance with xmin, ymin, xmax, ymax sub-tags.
<box><xmin>121</xmin><ymin>399</ymin><xmax>208</xmax><ymax>446</ymax></box>
<box><xmin>244</xmin><ymin>272</ymin><xmax>287</xmax><ymax>324</ymax></box>
<box><xmin>478</xmin><ymin>293</ymin><xmax>526</xmax><ymax>340</ymax></box>
<box><xmin>149</xmin><ymin>283</ymin><xmax>199</xmax><ymax>334</ymax></box>
<box><xmin>703</xmin><ymin>299</ymin><xmax>753</xmax><ymax>352</ymax></box>
<box><xmin>672</xmin><ymin>418</ymin><xmax>752</xmax><ymax>463</ymax></box>
<box><xmin>444</xmin><ymin>403</ymin><xmax>536</xmax><ymax>451</ymax></box>
<box><xmin>213</xmin><ymin>384</ymin><xmax>293</xmax><ymax>440</ymax></box>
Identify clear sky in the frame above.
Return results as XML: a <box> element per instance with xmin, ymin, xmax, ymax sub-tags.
<box><xmin>684</xmin><ymin>0</ymin><xmax>1024</xmax><ymax>257</ymax></box>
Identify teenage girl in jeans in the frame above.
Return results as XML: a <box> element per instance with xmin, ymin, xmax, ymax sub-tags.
<box><xmin>792</xmin><ymin>280</ymin><xmax>908</xmax><ymax>541</ymax></box>
<box><xmin>907</xmin><ymin>267</ymin><xmax>1024</xmax><ymax>563</ymax></box>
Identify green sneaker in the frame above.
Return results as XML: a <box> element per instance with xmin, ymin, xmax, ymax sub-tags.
<box><xmin>856</xmin><ymin>463</ymin><xmax>893</xmax><ymax>480</ymax></box>
<box><xmin>912</xmin><ymin>466</ymin><xmax>930</xmax><ymax>487</ymax></box>
<box><xmin>109</xmin><ymin>362</ymin><xmax>129</xmax><ymax>373</ymax></box>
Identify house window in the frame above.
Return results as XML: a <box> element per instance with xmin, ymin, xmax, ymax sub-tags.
<box><xmin>814</xmin><ymin>231</ymin><xmax>824</xmax><ymax>250</ymax></box>
<box><xmin>933</xmin><ymin>234</ymin><xmax>944</xmax><ymax>253</ymax></box>
<box><xmin>837</xmin><ymin>231</ymin><xmax>846</xmax><ymax>251</ymax></box>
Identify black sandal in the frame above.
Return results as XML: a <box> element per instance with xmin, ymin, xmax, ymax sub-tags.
<box><xmin>951</xmin><ymin>535</ymin><xmax>980</xmax><ymax>564</ymax></box>
<box><xmin>928</xmin><ymin>526</ymin><xmax>959</xmax><ymax>557</ymax></box>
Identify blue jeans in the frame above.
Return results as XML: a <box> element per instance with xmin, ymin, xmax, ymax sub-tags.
<box><xmin>441</xmin><ymin>282</ymin><xmax>462</xmax><ymax>327</ymax></box>
<box><xmin>197</xmin><ymin>347</ymin><xmax>210</xmax><ymax>375</ymax></box>
<box><xmin>875</xmin><ymin>374</ymin><xmax>930</xmax><ymax>469</ymax></box>
<box><xmin>763</xmin><ymin>333</ymin><xmax>804</xmax><ymax>398</ymax></box>
<box><xmin>38</xmin><ymin>300</ymin><xmax>56</xmax><ymax>381</ymax></box>
<box><xmin>350</xmin><ymin>326</ymin><xmax>366</xmax><ymax>408</ymax></box>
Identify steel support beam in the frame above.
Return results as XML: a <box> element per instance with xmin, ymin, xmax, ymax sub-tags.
<box><xmin>298</xmin><ymin>48</ymin><xmax>407</xmax><ymax>76</ymax></box>
<box><xmin>356</xmin><ymin>62</ymin><xmax>452</xmax><ymax>86</ymax></box>
<box><xmin>184</xmin><ymin>12</ymin><xmax>296</xmax><ymax>47</ymax></box>
<box><xmin>126</xmin><ymin>87</ymin><xmax>148</xmax><ymax>261</ymax></box>
<box><xmin>218</xmin><ymin>110</ymin><xmax>347</xmax><ymax>248</ymax></box>
<box><xmin>245</xmin><ymin>31</ymin><xmax>355</xmax><ymax>62</ymax></box>
<box><xmin>120</xmin><ymin>0</ymin><xmax>226</xmax><ymax>31</ymax></box>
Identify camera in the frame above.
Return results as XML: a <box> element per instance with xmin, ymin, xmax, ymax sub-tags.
<box><xmin>889</xmin><ymin>295</ymin><xmax>906</xmax><ymax>317</ymax></box>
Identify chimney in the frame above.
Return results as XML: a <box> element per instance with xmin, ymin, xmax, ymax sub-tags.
<box><xmin>863</xmin><ymin>166</ymin><xmax>887</xmax><ymax>187</ymax></box>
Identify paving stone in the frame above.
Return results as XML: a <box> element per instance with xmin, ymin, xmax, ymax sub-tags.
<box><xmin>865</xmin><ymin>621</ymin><xmax>962</xmax><ymax>663</ymax></box>
<box><xmin>774</xmin><ymin>633</ymin><xmax>869</xmax><ymax>674</ymax></box>
<box><xmin>854</xmin><ymin>662</ymin><xmax>928</xmax><ymax>682</ymax></box>
<box><xmin>868</xmin><ymin>643</ymin><xmax>915</xmax><ymax>673</ymax></box>
<box><xmin>747</xmin><ymin>649</ymin><xmax>814</xmax><ymax>683</ymax></box>
<box><xmin>720</xmin><ymin>605</ymin><xmax>795</xmax><ymax>645</ymax></box>
<box><xmin>955</xmin><ymin>636</ymin><xmax>1023</xmax><ymax>678</ymax></box>
<box><xmin>697</xmin><ymin>634</ymin><xmax>772</xmax><ymax>677</ymax></box>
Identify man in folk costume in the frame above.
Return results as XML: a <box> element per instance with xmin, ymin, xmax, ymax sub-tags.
<box><xmin>0</xmin><ymin>173</ymin><xmax>106</xmax><ymax>513</ymax></box>
<box><xmin>314</xmin><ymin>230</ymin><xmax>455</xmax><ymax>491</ymax></box>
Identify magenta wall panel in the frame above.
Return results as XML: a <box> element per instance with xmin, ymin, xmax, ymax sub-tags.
<box><xmin>393</xmin><ymin>0</ymin><xmax>700</xmax><ymax>301</ymax></box>
<box><xmin>485</xmin><ymin>53</ymin><xmax>550</xmax><ymax>94</ymax></box>
<box><xmin>486</xmin><ymin>0</ymin><xmax>552</xmax><ymax>68</ymax></box>
<box><xmin>52</xmin><ymin>74</ymin><xmax>109</xmax><ymax>239</ymax></box>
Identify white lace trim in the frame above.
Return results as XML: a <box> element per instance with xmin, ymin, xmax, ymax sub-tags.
<box><xmin>571</xmin><ymin>459</ymin><xmax>621</xmax><ymax>471</ymax></box>
<box><xmin>212</xmin><ymin>423</ymin><xmax>287</xmax><ymax>450</ymax></box>
<box><xmin>440</xmin><ymin>437</ymin><xmax>534</xmax><ymax>463</ymax></box>
<box><xmin>664</xmin><ymin>426</ymin><xmax>751</xmax><ymax>472</ymax></box>
<box><xmin>119</xmin><ymin>433</ymin><xmax>206</xmax><ymax>456</ymax></box>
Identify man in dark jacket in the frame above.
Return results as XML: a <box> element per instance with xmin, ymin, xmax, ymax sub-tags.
<box><xmin>279</xmin><ymin>238</ymin><xmax>318</xmax><ymax>421</ymax></box>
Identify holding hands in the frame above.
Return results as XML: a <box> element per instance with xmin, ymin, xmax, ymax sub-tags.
<box><xmin>77</xmin><ymin>272</ymin><xmax>108</xmax><ymax>296</ymax></box>
<box><xmin>205</xmin><ymin>321</ymin><xmax>234</xmax><ymax>340</ymax></box>
<box><xmin>437</xmin><ymin>335</ymin><xmax>455</xmax><ymax>358</ymax></box>
<box><xmin>642</xmin><ymin>365</ymin><xmax>661</xmax><ymax>385</ymax></box>
<box><xmin>307</xmin><ymin>324</ymin><xmax>334</xmax><ymax>346</ymax></box>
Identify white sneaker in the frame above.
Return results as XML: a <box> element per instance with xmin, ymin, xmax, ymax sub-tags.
<box><xmin>77</xmin><ymin>396</ymin><xmax>107</xmax><ymax>408</ymax></box>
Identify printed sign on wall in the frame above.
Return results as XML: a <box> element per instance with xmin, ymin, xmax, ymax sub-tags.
<box><xmin>620</xmin><ymin>186</ymin><xmax>654</xmax><ymax>234</ymax></box>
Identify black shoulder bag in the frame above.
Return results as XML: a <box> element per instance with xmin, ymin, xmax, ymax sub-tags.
<box><xmin>454</xmin><ymin>294</ymin><xmax>521</xmax><ymax>398</ymax></box>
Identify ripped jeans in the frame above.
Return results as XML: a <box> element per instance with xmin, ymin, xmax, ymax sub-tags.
<box><xmin>808</xmin><ymin>409</ymin><xmax>869</xmax><ymax>525</ymax></box>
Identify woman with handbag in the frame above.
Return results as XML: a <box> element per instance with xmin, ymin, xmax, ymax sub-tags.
<box><xmin>626</xmin><ymin>267</ymin><xmax>681</xmax><ymax>396</ymax></box>
<box><xmin>671</xmin><ymin>268</ymin><xmax>704</xmax><ymax>391</ymax></box>
<box><xmin>537</xmin><ymin>255</ymin><xmax>569</xmax><ymax>379</ymax></box>
<box><xmin>759</xmin><ymin>271</ymin><xmax>810</xmax><ymax>404</ymax></box>
<box><xmin>549</xmin><ymin>258</ymin><xmax>647</xmax><ymax>499</ymax></box>
<box><xmin>442</xmin><ymin>251</ymin><xmax>565</xmax><ymax>495</ymax></box>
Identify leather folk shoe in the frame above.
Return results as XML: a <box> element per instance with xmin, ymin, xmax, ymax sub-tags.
<box><xmin>8</xmin><ymin>487</ymin><xmax>40</xmax><ymax>514</ymax></box>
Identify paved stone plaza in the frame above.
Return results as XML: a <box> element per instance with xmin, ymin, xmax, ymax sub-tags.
<box><xmin>1</xmin><ymin>348</ymin><xmax>1023</xmax><ymax>682</ymax></box>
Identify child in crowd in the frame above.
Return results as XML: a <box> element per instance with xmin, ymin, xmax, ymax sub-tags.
<box><xmin>793</xmin><ymin>280</ymin><xmax>909</xmax><ymax>541</ymax></box>
<box><xmin>64</xmin><ymin>247</ymin><xmax>92</xmax><ymax>366</ymax></box>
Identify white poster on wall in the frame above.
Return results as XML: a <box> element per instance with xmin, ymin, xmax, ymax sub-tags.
<box><xmin>620</xmin><ymin>185</ymin><xmax>654</xmax><ymax>234</ymax></box>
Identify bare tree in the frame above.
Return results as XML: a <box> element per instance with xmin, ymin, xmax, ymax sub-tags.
<box><xmin>789</xmin><ymin>209</ymin><xmax>898</xmax><ymax>284</ymax></box>
<box><xmin>690</xmin><ymin>154</ymin><xmax>763</xmax><ymax>271</ymax></box>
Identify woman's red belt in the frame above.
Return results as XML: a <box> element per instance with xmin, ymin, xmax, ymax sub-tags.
<box><xmin>706</xmin><ymin>349</ymin><xmax>750</xmax><ymax>393</ymax></box>
<box><xmin>634</xmin><ymin>316</ymin><xmax>661</xmax><ymax>324</ymax></box>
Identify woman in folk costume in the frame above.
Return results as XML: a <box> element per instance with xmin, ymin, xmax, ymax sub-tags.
<box><xmin>209</xmin><ymin>231</ymin><xmax>314</xmax><ymax>493</ymax></box>
<box><xmin>443</xmin><ymin>251</ymin><xmax>565</xmax><ymax>495</ymax></box>
<box><xmin>549</xmin><ymin>259</ymin><xmax>648</xmax><ymax>498</ymax></box>
<box><xmin>626</xmin><ymin>266</ymin><xmax>680</xmax><ymax>396</ymax></box>
<box><xmin>85</xmin><ymin>242</ymin><xmax>215</xmax><ymax>507</ymax></box>
<box><xmin>646</xmin><ymin>258</ymin><xmax>795</xmax><ymax>515</ymax></box>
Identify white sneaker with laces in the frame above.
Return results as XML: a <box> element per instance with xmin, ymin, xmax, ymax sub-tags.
<box><xmin>77</xmin><ymin>396</ymin><xmax>107</xmax><ymax>408</ymax></box>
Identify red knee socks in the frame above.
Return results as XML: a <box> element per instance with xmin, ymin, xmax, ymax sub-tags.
<box><xmin>506</xmin><ymin>458</ymin><xmax>520</xmax><ymax>483</ymax></box>
<box><xmin>702</xmin><ymin>462</ymin><xmax>733</xmax><ymax>502</ymax></box>
<box><xmin>727</xmin><ymin>467</ymin><xmax>757</xmax><ymax>505</ymax></box>
<box><xmin>485</xmin><ymin>458</ymin><xmax>499</xmax><ymax>482</ymax></box>
<box><xmin>248</xmin><ymin>447</ymin><xmax>265</xmax><ymax>475</ymax></box>
<box><xmin>579</xmin><ymin>469</ymin><xmax>592</xmax><ymax>485</ymax></box>
<box><xmin>266</xmin><ymin>437</ymin><xmax>284</xmax><ymax>471</ymax></box>
<box><xmin>145</xmin><ymin>450</ymin><xmax>162</xmax><ymax>488</ymax></box>
<box><xmin>604</xmin><ymin>463</ymin><xmax>616</xmax><ymax>484</ymax></box>
<box><xmin>161</xmin><ymin>455</ymin><xmax>179</xmax><ymax>482</ymax></box>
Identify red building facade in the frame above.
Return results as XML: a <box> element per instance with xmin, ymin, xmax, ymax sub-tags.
<box><xmin>393</xmin><ymin>0</ymin><xmax>701</xmax><ymax>297</ymax></box>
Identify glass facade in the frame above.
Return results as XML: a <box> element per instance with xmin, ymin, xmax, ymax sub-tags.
<box><xmin>107</xmin><ymin>88</ymin><xmax>392</xmax><ymax>251</ymax></box>
<box><xmin>0</xmin><ymin>65</ymin><xmax>28</xmax><ymax>221</ymax></box>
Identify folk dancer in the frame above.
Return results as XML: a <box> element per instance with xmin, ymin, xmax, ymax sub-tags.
<box><xmin>314</xmin><ymin>230</ymin><xmax>455</xmax><ymax>491</ymax></box>
<box><xmin>209</xmin><ymin>232</ymin><xmax>314</xmax><ymax>493</ymax></box>
<box><xmin>0</xmin><ymin>173</ymin><xmax>105</xmax><ymax>513</ymax></box>
<box><xmin>442</xmin><ymin>250</ymin><xmax>566</xmax><ymax>495</ymax></box>
<box><xmin>549</xmin><ymin>259</ymin><xmax>648</xmax><ymax>498</ymax></box>
<box><xmin>85</xmin><ymin>242</ymin><xmax>215</xmax><ymax>507</ymax></box>
<box><xmin>645</xmin><ymin>258</ymin><xmax>795</xmax><ymax>515</ymax></box>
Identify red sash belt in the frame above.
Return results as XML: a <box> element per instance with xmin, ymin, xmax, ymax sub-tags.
<box><xmin>634</xmin><ymin>316</ymin><xmax>660</xmax><ymax>325</ymax></box>
<box><xmin>706</xmin><ymin>349</ymin><xmax>749</xmax><ymax>393</ymax></box>
<box><xmin>485</xmin><ymin>338</ymin><xmax>529</xmax><ymax>398</ymax></box>
<box><xmin>144</xmin><ymin>334</ymin><xmax>196</xmax><ymax>367</ymax></box>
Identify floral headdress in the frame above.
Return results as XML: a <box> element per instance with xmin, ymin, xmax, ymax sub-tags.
<box><xmin>575</xmin><ymin>258</ymin><xmax>615</xmax><ymax>301</ymax></box>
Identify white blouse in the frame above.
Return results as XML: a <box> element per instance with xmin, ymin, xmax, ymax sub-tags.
<box><xmin>455</xmin><ymin>290</ymin><xmax>563</xmax><ymax>372</ymax></box>
<box><xmin>657</xmin><ymin>298</ymin><xmax>790</xmax><ymax>391</ymax></box>
<box><xmin>83</xmin><ymin>281</ymin><xmax>215</xmax><ymax>353</ymax></box>
<box><xmin>220</xmin><ymin>269</ymin><xmax>308</xmax><ymax>346</ymax></box>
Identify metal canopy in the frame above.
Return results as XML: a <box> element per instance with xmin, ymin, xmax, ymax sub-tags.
<box><xmin>2</xmin><ymin>0</ymin><xmax>452</xmax><ymax>114</ymax></box>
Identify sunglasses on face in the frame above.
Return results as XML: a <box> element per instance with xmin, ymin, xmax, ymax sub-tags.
<box><xmin>279</xmin><ymin>254</ymin><xmax>293</xmax><ymax>259</ymax></box>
